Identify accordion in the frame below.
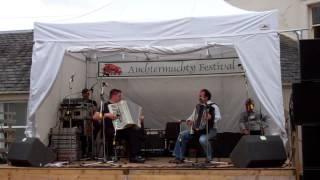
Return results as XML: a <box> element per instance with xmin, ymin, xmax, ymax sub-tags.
<box><xmin>108</xmin><ymin>100</ymin><xmax>142</xmax><ymax>130</ymax></box>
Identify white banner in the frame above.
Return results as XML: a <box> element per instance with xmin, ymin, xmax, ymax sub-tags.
<box><xmin>98</xmin><ymin>58</ymin><xmax>243</xmax><ymax>77</ymax></box>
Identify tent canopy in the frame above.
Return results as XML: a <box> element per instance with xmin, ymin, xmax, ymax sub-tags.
<box><xmin>27</xmin><ymin>0</ymin><xmax>285</xmax><ymax>143</ymax></box>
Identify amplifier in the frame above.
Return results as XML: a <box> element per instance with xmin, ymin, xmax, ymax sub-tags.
<box><xmin>142</xmin><ymin>129</ymin><xmax>166</xmax><ymax>156</ymax></box>
<box><xmin>59</xmin><ymin>106</ymin><xmax>92</xmax><ymax>121</ymax></box>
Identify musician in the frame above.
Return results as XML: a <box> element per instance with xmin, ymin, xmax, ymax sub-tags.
<box><xmin>82</xmin><ymin>88</ymin><xmax>101</xmax><ymax>140</ymax></box>
<box><xmin>239</xmin><ymin>98</ymin><xmax>269</xmax><ymax>135</ymax></box>
<box><xmin>171</xmin><ymin>89</ymin><xmax>221</xmax><ymax>163</ymax></box>
<box><xmin>79</xmin><ymin>88</ymin><xmax>97</xmax><ymax>157</ymax></box>
<box><xmin>82</xmin><ymin>88</ymin><xmax>97</xmax><ymax>108</ymax></box>
<box><xmin>93</xmin><ymin>89</ymin><xmax>145</xmax><ymax>163</ymax></box>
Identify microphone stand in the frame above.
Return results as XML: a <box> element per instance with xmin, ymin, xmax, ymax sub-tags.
<box><xmin>178</xmin><ymin>120</ymin><xmax>184</xmax><ymax>162</ymax></box>
<box><xmin>67</xmin><ymin>75</ymin><xmax>74</xmax><ymax>162</ymax></box>
<box><xmin>112</xmin><ymin>113</ymin><xmax>119</xmax><ymax>162</ymax></box>
<box><xmin>259</xmin><ymin>105</ymin><xmax>265</xmax><ymax>136</ymax></box>
<box><xmin>188</xmin><ymin>110</ymin><xmax>197</xmax><ymax>164</ymax></box>
<box><xmin>93</xmin><ymin>82</ymin><xmax>119</xmax><ymax>167</ymax></box>
<box><xmin>191</xmin><ymin>106</ymin><xmax>209</xmax><ymax>167</ymax></box>
<box><xmin>205</xmin><ymin>106</ymin><xmax>209</xmax><ymax>163</ymax></box>
<box><xmin>87</xmin><ymin>88</ymin><xmax>95</xmax><ymax>160</ymax></box>
<box><xmin>99</xmin><ymin>83</ymin><xmax>108</xmax><ymax>163</ymax></box>
<box><xmin>68</xmin><ymin>75</ymin><xmax>74</xmax><ymax>128</ymax></box>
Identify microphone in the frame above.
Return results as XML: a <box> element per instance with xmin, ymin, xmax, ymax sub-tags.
<box><xmin>90</xmin><ymin>84</ymin><xmax>95</xmax><ymax>92</ymax></box>
<box><xmin>100</xmin><ymin>82</ymin><xmax>109</xmax><ymax>99</ymax></box>
<box><xmin>69</xmin><ymin>73</ymin><xmax>75</xmax><ymax>83</ymax></box>
<box><xmin>102</xmin><ymin>82</ymin><xmax>109</xmax><ymax>87</ymax></box>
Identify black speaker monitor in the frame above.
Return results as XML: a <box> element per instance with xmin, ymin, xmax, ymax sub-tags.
<box><xmin>165</xmin><ymin>122</ymin><xmax>180</xmax><ymax>140</ymax></box>
<box><xmin>292</xmin><ymin>82</ymin><xmax>320</xmax><ymax>125</ymax></box>
<box><xmin>303</xmin><ymin>169</ymin><xmax>320</xmax><ymax>180</ymax></box>
<box><xmin>302</xmin><ymin>125</ymin><xmax>320</xmax><ymax>169</ymax></box>
<box><xmin>300</xmin><ymin>39</ymin><xmax>320</xmax><ymax>81</ymax></box>
<box><xmin>8</xmin><ymin>138</ymin><xmax>56</xmax><ymax>167</ymax></box>
<box><xmin>230</xmin><ymin>135</ymin><xmax>286</xmax><ymax>168</ymax></box>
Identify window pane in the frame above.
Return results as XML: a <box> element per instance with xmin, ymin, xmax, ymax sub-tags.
<box><xmin>6</xmin><ymin>103</ymin><xmax>27</xmax><ymax>126</ymax></box>
<box><xmin>0</xmin><ymin>103</ymin><xmax>4</xmax><ymax>125</ymax></box>
<box><xmin>314</xmin><ymin>26</ymin><xmax>320</xmax><ymax>38</ymax></box>
<box><xmin>312</xmin><ymin>6</ymin><xmax>320</xmax><ymax>25</ymax></box>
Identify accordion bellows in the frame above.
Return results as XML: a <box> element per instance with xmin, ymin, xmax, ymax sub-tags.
<box><xmin>108</xmin><ymin>100</ymin><xmax>142</xmax><ymax>130</ymax></box>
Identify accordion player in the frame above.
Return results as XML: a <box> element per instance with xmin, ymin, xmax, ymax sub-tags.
<box><xmin>92</xmin><ymin>89</ymin><xmax>145</xmax><ymax>163</ymax></box>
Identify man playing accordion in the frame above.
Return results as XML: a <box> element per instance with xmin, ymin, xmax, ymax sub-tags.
<box><xmin>171</xmin><ymin>89</ymin><xmax>221</xmax><ymax>163</ymax></box>
<box><xmin>93</xmin><ymin>89</ymin><xmax>145</xmax><ymax>163</ymax></box>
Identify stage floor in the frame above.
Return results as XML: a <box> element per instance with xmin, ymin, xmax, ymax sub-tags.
<box><xmin>0</xmin><ymin>158</ymin><xmax>296</xmax><ymax>180</ymax></box>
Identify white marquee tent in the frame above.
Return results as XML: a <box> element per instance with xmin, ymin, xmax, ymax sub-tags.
<box><xmin>26</xmin><ymin>0</ymin><xmax>286</xmax><ymax>144</ymax></box>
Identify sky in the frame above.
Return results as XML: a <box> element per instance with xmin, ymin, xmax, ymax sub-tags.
<box><xmin>0</xmin><ymin>0</ymin><xmax>112</xmax><ymax>31</ymax></box>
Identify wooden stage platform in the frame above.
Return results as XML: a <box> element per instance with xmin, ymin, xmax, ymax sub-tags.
<box><xmin>0</xmin><ymin>158</ymin><xmax>296</xmax><ymax>180</ymax></box>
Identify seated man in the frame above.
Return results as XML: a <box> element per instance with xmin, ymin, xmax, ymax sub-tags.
<box><xmin>170</xmin><ymin>89</ymin><xmax>221</xmax><ymax>163</ymax></box>
<box><xmin>93</xmin><ymin>89</ymin><xmax>145</xmax><ymax>163</ymax></box>
<box><xmin>239</xmin><ymin>98</ymin><xmax>269</xmax><ymax>135</ymax></box>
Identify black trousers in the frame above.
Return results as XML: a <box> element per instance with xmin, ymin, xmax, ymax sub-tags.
<box><xmin>112</xmin><ymin>126</ymin><xmax>143</xmax><ymax>158</ymax></box>
<box><xmin>93</xmin><ymin>121</ymin><xmax>143</xmax><ymax>158</ymax></box>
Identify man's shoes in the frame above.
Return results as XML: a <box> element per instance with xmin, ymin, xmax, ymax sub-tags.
<box><xmin>169</xmin><ymin>158</ymin><xmax>184</xmax><ymax>164</ymax></box>
<box><xmin>129</xmin><ymin>156</ymin><xmax>145</xmax><ymax>163</ymax></box>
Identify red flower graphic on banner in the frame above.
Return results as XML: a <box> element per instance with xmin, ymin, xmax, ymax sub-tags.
<box><xmin>103</xmin><ymin>64</ymin><xmax>122</xmax><ymax>76</ymax></box>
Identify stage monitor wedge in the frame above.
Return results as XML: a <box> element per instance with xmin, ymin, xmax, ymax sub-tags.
<box><xmin>8</xmin><ymin>138</ymin><xmax>56</xmax><ymax>167</ymax></box>
<box><xmin>230</xmin><ymin>135</ymin><xmax>286</xmax><ymax>168</ymax></box>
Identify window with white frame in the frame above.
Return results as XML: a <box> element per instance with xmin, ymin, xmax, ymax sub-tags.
<box><xmin>311</xmin><ymin>4</ymin><xmax>320</xmax><ymax>38</ymax></box>
<box><xmin>0</xmin><ymin>101</ymin><xmax>27</xmax><ymax>142</ymax></box>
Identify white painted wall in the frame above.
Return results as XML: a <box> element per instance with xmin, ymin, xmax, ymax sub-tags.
<box><xmin>225</xmin><ymin>0</ymin><xmax>320</xmax><ymax>38</ymax></box>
